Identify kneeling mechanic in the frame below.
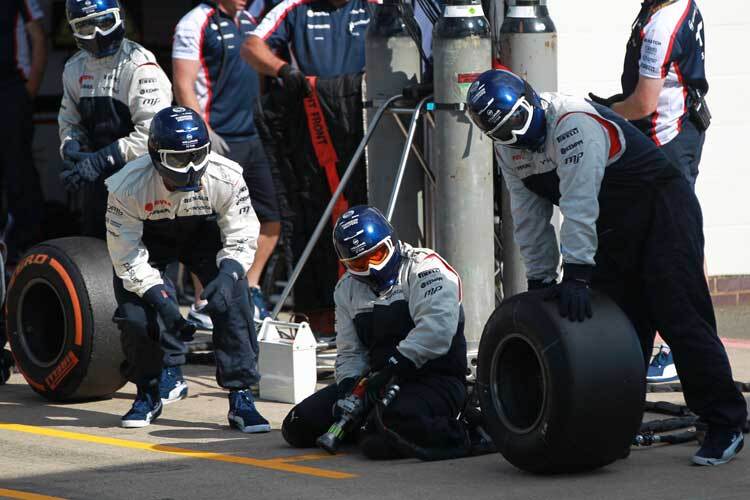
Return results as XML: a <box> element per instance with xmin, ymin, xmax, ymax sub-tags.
<box><xmin>105</xmin><ymin>106</ymin><xmax>269</xmax><ymax>432</ymax></box>
<box><xmin>282</xmin><ymin>205</ymin><xmax>487</xmax><ymax>459</ymax></box>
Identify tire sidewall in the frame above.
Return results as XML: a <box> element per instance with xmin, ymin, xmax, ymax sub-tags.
<box><xmin>6</xmin><ymin>247</ymin><xmax>93</xmax><ymax>400</ymax></box>
<box><xmin>478</xmin><ymin>293</ymin><xmax>574</xmax><ymax>472</ymax></box>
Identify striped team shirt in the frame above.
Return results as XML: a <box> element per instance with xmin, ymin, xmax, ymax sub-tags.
<box><xmin>0</xmin><ymin>0</ymin><xmax>43</xmax><ymax>85</ymax></box>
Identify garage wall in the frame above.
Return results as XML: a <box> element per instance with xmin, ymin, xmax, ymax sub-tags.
<box><xmin>551</xmin><ymin>0</ymin><xmax>750</xmax><ymax>276</ymax></box>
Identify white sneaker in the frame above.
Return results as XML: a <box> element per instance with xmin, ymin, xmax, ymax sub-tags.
<box><xmin>188</xmin><ymin>303</ymin><xmax>213</xmax><ymax>330</ymax></box>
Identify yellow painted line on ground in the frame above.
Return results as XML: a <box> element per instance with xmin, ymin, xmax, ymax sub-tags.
<box><xmin>0</xmin><ymin>488</ymin><xmax>66</xmax><ymax>500</ymax></box>
<box><xmin>0</xmin><ymin>423</ymin><xmax>355</xmax><ymax>480</ymax></box>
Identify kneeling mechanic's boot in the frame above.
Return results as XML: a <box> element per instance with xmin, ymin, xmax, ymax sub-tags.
<box><xmin>228</xmin><ymin>389</ymin><xmax>271</xmax><ymax>433</ymax></box>
<box><xmin>121</xmin><ymin>386</ymin><xmax>162</xmax><ymax>428</ymax></box>
<box><xmin>1</xmin><ymin>349</ymin><xmax>13</xmax><ymax>385</ymax></box>
<box><xmin>359</xmin><ymin>433</ymin><xmax>404</xmax><ymax>460</ymax></box>
<box><xmin>159</xmin><ymin>366</ymin><xmax>188</xmax><ymax>405</ymax></box>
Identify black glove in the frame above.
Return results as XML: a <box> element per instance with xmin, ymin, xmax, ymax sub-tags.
<box><xmin>527</xmin><ymin>279</ymin><xmax>555</xmax><ymax>291</ymax></box>
<box><xmin>143</xmin><ymin>284</ymin><xmax>196</xmax><ymax>340</ymax></box>
<box><xmin>545</xmin><ymin>264</ymin><xmax>594</xmax><ymax>322</ymax></box>
<box><xmin>200</xmin><ymin>259</ymin><xmax>244</xmax><ymax>314</ymax></box>
<box><xmin>278</xmin><ymin>63</ymin><xmax>312</xmax><ymax>97</ymax></box>
<box><xmin>588</xmin><ymin>92</ymin><xmax>624</xmax><ymax>108</ymax></box>
<box><xmin>366</xmin><ymin>350</ymin><xmax>416</xmax><ymax>401</ymax></box>
<box><xmin>332</xmin><ymin>377</ymin><xmax>361</xmax><ymax>418</ymax></box>
<box><xmin>336</xmin><ymin>377</ymin><xmax>360</xmax><ymax>400</ymax></box>
<box><xmin>60</xmin><ymin>143</ymin><xmax>125</xmax><ymax>192</ymax></box>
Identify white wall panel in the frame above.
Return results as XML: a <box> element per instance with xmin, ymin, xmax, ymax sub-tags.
<box><xmin>551</xmin><ymin>0</ymin><xmax>750</xmax><ymax>275</ymax></box>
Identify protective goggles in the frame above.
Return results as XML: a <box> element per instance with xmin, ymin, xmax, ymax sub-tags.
<box><xmin>158</xmin><ymin>143</ymin><xmax>210</xmax><ymax>171</ymax></box>
<box><xmin>340</xmin><ymin>237</ymin><xmax>395</xmax><ymax>275</ymax></box>
<box><xmin>485</xmin><ymin>96</ymin><xmax>534</xmax><ymax>145</ymax></box>
<box><xmin>70</xmin><ymin>9</ymin><xmax>121</xmax><ymax>39</ymax></box>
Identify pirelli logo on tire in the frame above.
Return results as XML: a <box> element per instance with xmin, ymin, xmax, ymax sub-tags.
<box><xmin>45</xmin><ymin>351</ymin><xmax>79</xmax><ymax>391</ymax></box>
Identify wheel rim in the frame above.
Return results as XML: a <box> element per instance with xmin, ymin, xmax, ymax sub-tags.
<box><xmin>16</xmin><ymin>278</ymin><xmax>68</xmax><ymax>368</ymax></box>
<box><xmin>489</xmin><ymin>333</ymin><xmax>547</xmax><ymax>434</ymax></box>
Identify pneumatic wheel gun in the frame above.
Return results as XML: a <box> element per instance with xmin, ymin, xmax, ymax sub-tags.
<box><xmin>316</xmin><ymin>378</ymin><xmax>400</xmax><ymax>454</ymax></box>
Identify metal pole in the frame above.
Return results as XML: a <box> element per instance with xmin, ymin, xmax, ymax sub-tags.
<box><xmin>386</xmin><ymin>95</ymin><xmax>431</xmax><ymax>220</ymax></box>
<box><xmin>271</xmin><ymin>94</ymin><xmax>403</xmax><ymax>319</ymax></box>
<box><xmin>499</xmin><ymin>0</ymin><xmax>559</xmax><ymax>298</ymax></box>
<box><xmin>432</xmin><ymin>0</ymin><xmax>494</xmax><ymax>351</ymax></box>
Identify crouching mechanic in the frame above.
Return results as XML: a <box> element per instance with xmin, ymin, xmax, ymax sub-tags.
<box><xmin>59</xmin><ymin>0</ymin><xmax>171</xmax><ymax>237</ymax></box>
<box><xmin>466</xmin><ymin>70</ymin><xmax>747</xmax><ymax>466</ymax></box>
<box><xmin>282</xmin><ymin>205</ymin><xmax>473</xmax><ymax>459</ymax></box>
<box><xmin>105</xmin><ymin>106</ymin><xmax>270</xmax><ymax>432</ymax></box>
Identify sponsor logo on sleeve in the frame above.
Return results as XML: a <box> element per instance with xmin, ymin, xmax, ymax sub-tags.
<box><xmin>560</xmin><ymin>140</ymin><xmax>584</xmax><ymax>155</ymax></box>
<box><xmin>556</xmin><ymin>128</ymin><xmax>579</xmax><ymax>143</ymax></box>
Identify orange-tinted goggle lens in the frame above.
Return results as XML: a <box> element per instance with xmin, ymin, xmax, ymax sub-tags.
<box><xmin>342</xmin><ymin>242</ymin><xmax>390</xmax><ymax>272</ymax></box>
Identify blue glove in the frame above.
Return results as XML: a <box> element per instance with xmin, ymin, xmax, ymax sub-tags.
<box><xmin>366</xmin><ymin>350</ymin><xmax>415</xmax><ymax>400</ymax></box>
<box><xmin>200</xmin><ymin>259</ymin><xmax>244</xmax><ymax>314</ymax></box>
<box><xmin>61</xmin><ymin>140</ymin><xmax>85</xmax><ymax>160</ymax></box>
<box><xmin>143</xmin><ymin>284</ymin><xmax>196</xmax><ymax>340</ymax></box>
<box><xmin>545</xmin><ymin>264</ymin><xmax>594</xmax><ymax>322</ymax></box>
<box><xmin>60</xmin><ymin>143</ymin><xmax>125</xmax><ymax>192</ymax></box>
<box><xmin>60</xmin><ymin>159</ymin><xmax>82</xmax><ymax>192</ymax></box>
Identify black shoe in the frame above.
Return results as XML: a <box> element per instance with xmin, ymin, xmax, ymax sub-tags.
<box><xmin>359</xmin><ymin>433</ymin><xmax>404</xmax><ymax>460</ymax></box>
<box><xmin>692</xmin><ymin>426</ymin><xmax>744</xmax><ymax>466</ymax></box>
<box><xmin>461</xmin><ymin>406</ymin><xmax>497</xmax><ymax>456</ymax></box>
<box><xmin>1</xmin><ymin>349</ymin><xmax>13</xmax><ymax>385</ymax></box>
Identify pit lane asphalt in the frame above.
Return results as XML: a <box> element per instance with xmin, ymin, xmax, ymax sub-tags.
<box><xmin>1</xmin><ymin>305</ymin><xmax>749</xmax><ymax>500</ymax></box>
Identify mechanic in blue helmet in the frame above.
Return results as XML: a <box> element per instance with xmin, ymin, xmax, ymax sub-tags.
<box><xmin>466</xmin><ymin>69</ymin><xmax>747</xmax><ymax>466</ymax></box>
<box><xmin>105</xmin><ymin>106</ymin><xmax>270</xmax><ymax>433</ymax></box>
<box><xmin>281</xmin><ymin>206</ymin><xmax>491</xmax><ymax>459</ymax></box>
<box><xmin>58</xmin><ymin>0</ymin><xmax>172</xmax><ymax>237</ymax></box>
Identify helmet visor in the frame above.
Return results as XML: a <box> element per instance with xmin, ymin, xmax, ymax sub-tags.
<box><xmin>159</xmin><ymin>144</ymin><xmax>210</xmax><ymax>171</ymax></box>
<box><xmin>71</xmin><ymin>10</ymin><xmax>120</xmax><ymax>39</ymax></box>
<box><xmin>486</xmin><ymin>97</ymin><xmax>534</xmax><ymax>145</ymax></box>
<box><xmin>341</xmin><ymin>239</ymin><xmax>393</xmax><ymax>274</ymax></box>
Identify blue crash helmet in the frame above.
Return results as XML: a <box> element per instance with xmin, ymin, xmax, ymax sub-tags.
<box><xmin>466</xmin><ymin>69</ymin><xmax>547</xmax><ymax>151</ymax></box>
<box><xmin>333</xmin><ymin>206</ymin><xmax>402</xmax><ymax>294</ymax></box>
<box><xmin>66</xmin><ymin>0</ymin><xmax>125</xmax><ymax>58</ymax></box>
<box><xmin>148</xmin><ymin>107</ymin><xmax>211</xmax><ymax>192</ymax></box>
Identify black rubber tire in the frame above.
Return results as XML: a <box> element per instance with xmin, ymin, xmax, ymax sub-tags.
<box><xmin>5</xmin><ymin>237</ymin><xmax>125</xmax><ymax>401</ymax></box>
<box><xmin>477</xmin><ymin>290</ymin><xmax>645</xmax><ymax>474</ymax></box>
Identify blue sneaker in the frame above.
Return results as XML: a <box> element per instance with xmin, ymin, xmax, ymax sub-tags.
<box><xmin>122</xmin><ymin>389</ymin><xmax>163</xmax><ymax>428</ymax></box>
<box><xmin>693</xmin><ymin>427</ymin><xmax>744</xmax><ymax>466</ymax></box>
<box><xmin>646</xmin><ymin>344</ymin><xmax>679</xmax><ymax>383</ymax></box>
<box><xmin>228</xmin><ymin>389</ymin><xmax>271</xmax><ymax>433</ymax></box>
<box><xmin>250</xmin><ymin>287</ymin><xmax>270</xmax><ymax>320</ymax></box>
<box><xmin>159</xmin><ymin>366</ymin><xmax>188</xmax><ymax>405</ymax></box>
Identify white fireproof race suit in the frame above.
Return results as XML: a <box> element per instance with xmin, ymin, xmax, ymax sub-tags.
<box><xmin>104</xmin><ymin>152</ymin><xmax>259</xmax><ymax>297</ymax></box>
<box><xmin>58</xmin><ymin>38</ymin><xmax>172</xmax><ymax>159</ymax></box>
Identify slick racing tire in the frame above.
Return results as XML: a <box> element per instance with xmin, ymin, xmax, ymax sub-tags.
<box><xmin>6</xmin><ymin>237</ymin><xmax>125</xmax><ymax>401</ymax></box>
<box><xmin>477</xmin><ymin>290</ymin><xmax>645</xmax><ymax>474</ymax></box>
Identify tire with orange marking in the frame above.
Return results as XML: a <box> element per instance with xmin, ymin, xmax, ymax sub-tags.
<box><xmin>5</xmin><ymin>237</ymin><xmax>125</xmax><ymax>401</ymax></box>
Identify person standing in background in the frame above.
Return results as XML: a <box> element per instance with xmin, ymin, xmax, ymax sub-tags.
<box><xmin>0</xmin><ymin>0</ymin><xmax>47</xmax><ymax>266</ymax></box>
<box><xmin>58</xmin><ymin>0</ymin><xmax>172</xmax><ymax>238</ymax></box>
<box><xmin>173</xmin><ymin>0</ymin><xmax>281</xmax><ymax>325</ymax></box>
<box><xmin>589</xmin><ymin>0</ymin><xmax>710</xmax><ymax>384</ymax></box>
